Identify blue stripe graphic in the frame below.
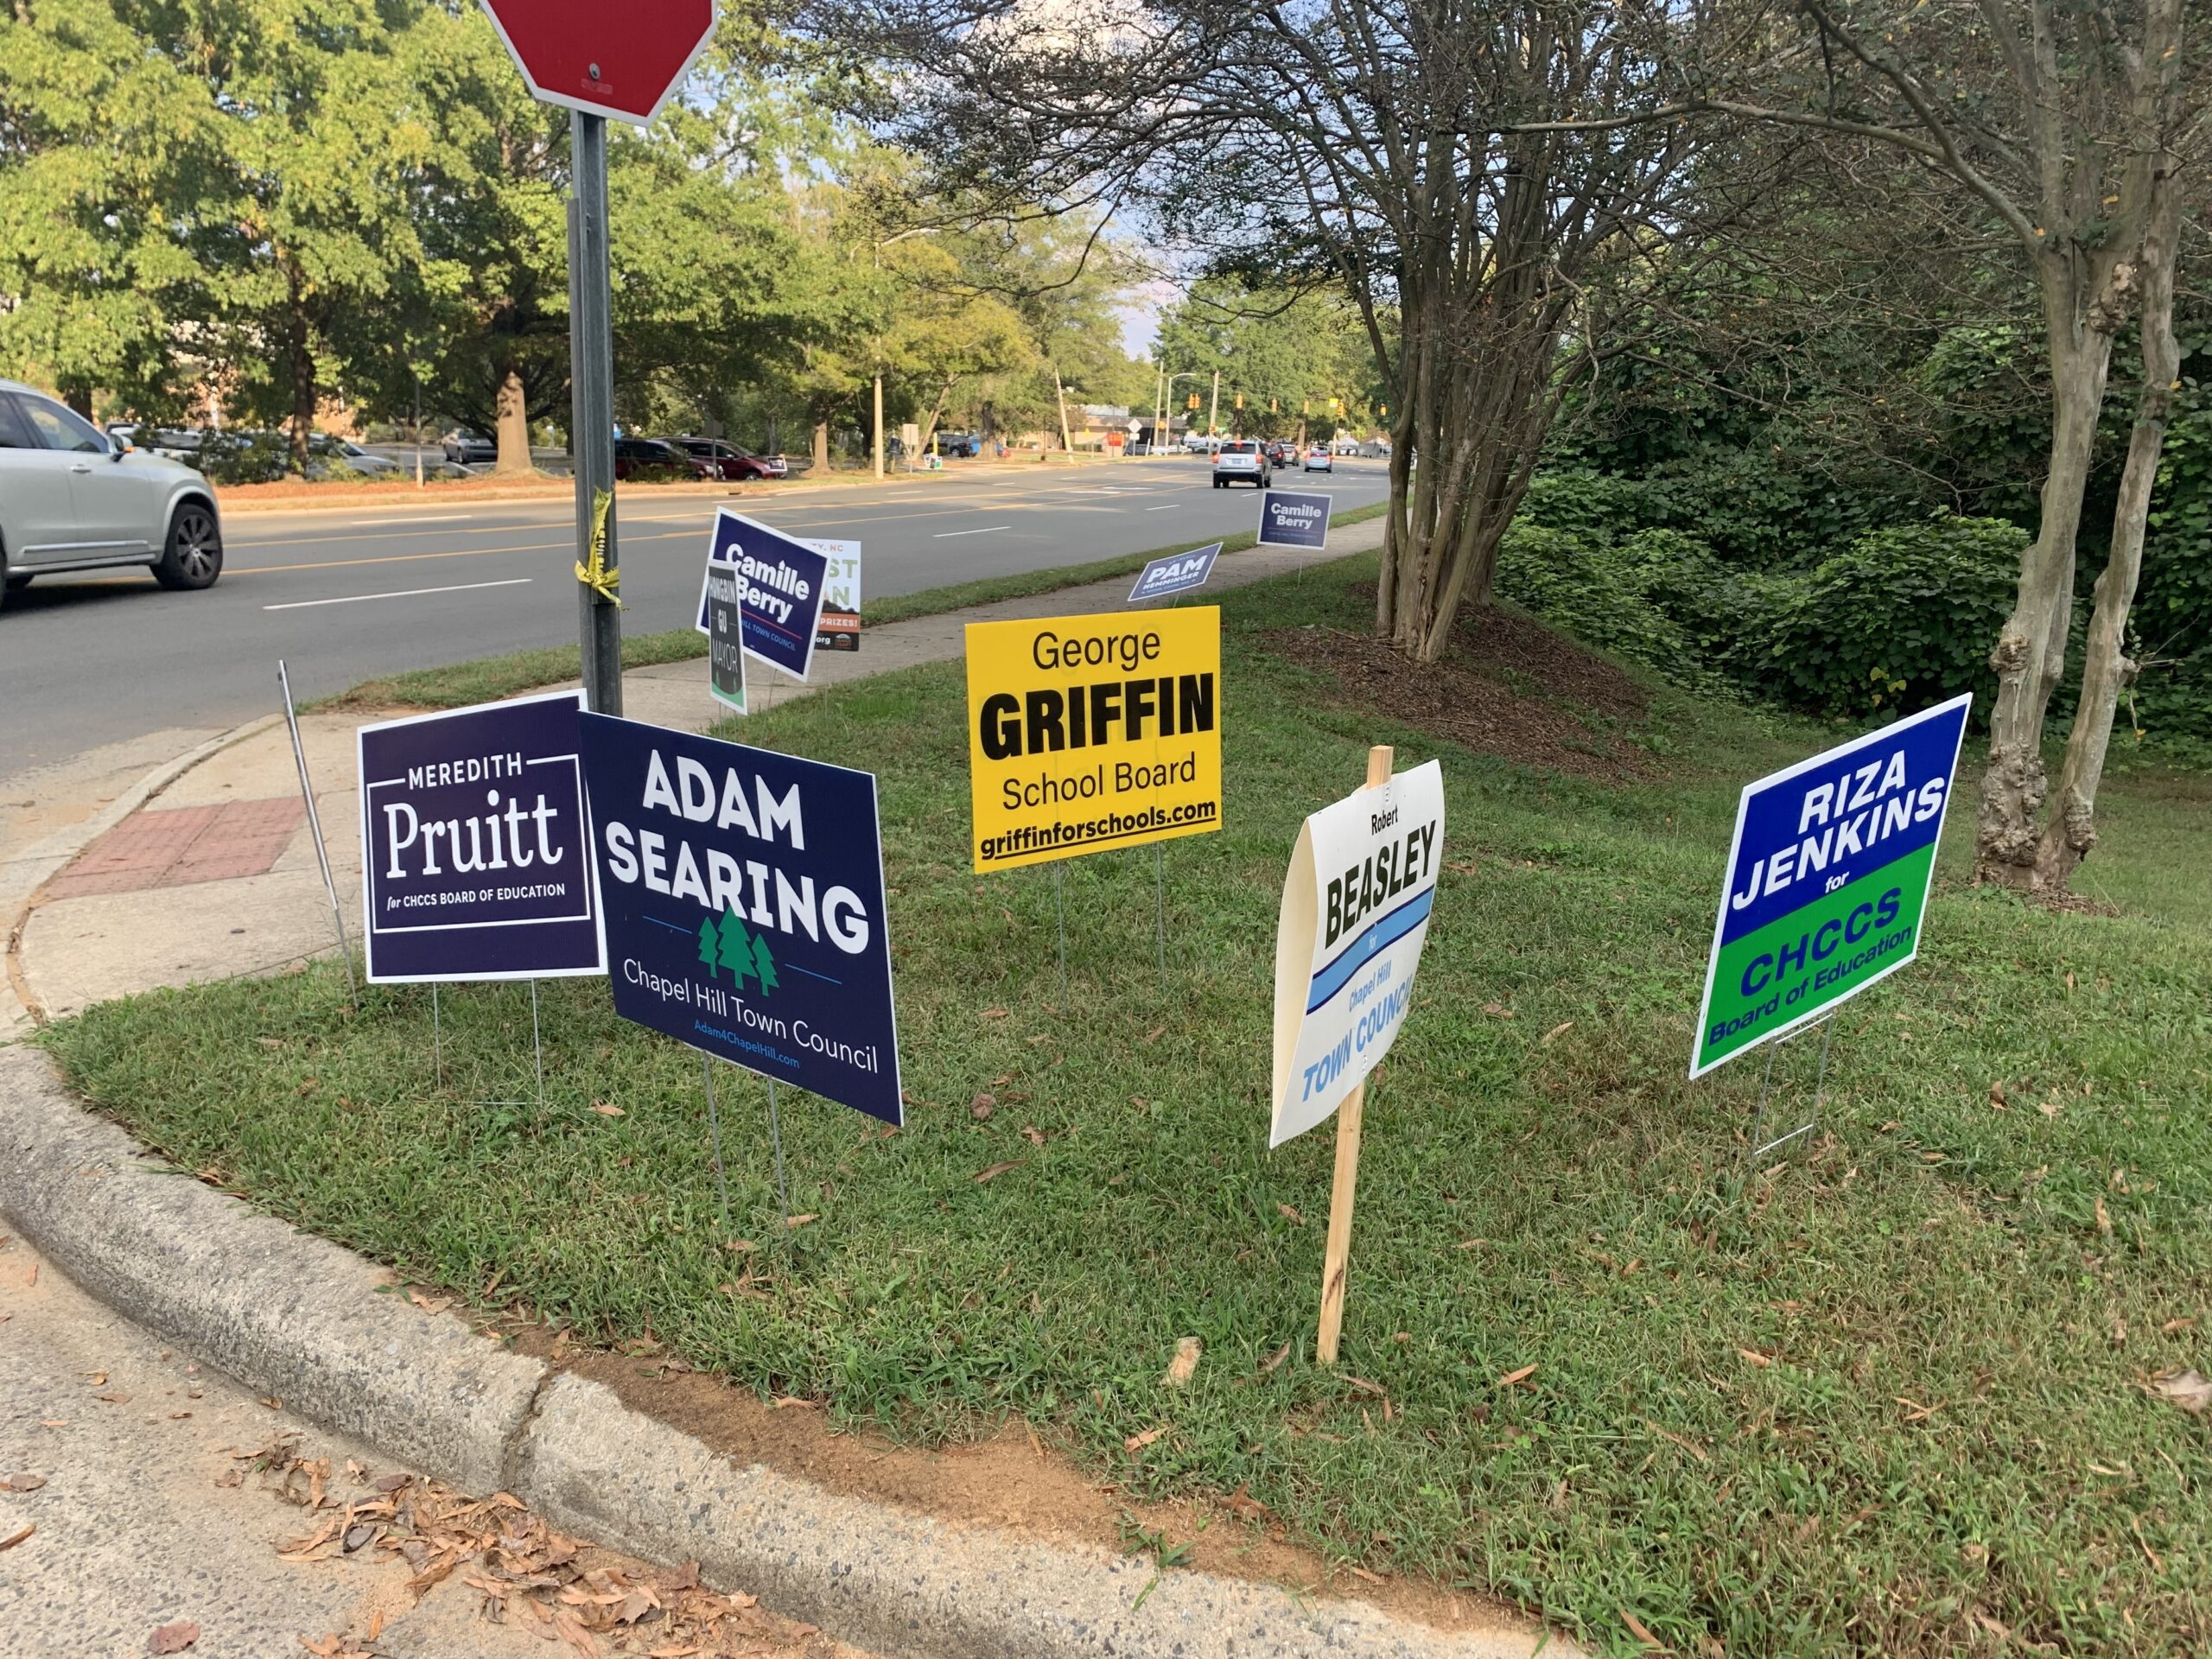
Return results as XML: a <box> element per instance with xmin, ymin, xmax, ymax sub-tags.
<box><xmin>1306</xmin><ymin>888</ymin><xmax>1434</xmax><ymax>1014</ymax></box>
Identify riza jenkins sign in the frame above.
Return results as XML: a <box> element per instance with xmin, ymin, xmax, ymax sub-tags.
<box><xmin>357</xmin><ymin>692</ymin><xmax>604</xmax><ymax>984</ymax></box>
<box><xmin>1692</xmin><ymin>693</ymin><xmax>1971</xmax><ymax>1077</ymax></box>
<box><xmin>1271</xmin><ymin>760</ymin><xmax>1445</xmax><ymax>1147</ymax></box>
<box><xmin>965</xmin><ymin>608</ymin><xmax>1222</xmax><ymax>872</ymax></box>
<box><xmin>577</xmin><ymin>715</ymin><xmax>903</xmax><ymax>1125</ymax></box>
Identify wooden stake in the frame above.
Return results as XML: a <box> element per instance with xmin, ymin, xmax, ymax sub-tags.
<box><xmin>1316</xmin><ymin>743</ymin><xmax>1394</xmax><ymax>1366</ymax></box>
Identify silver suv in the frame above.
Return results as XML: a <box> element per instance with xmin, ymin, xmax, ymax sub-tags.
<box><xmin>1211</xmin><ymin>439</ymin><xmax>1273</xmax><ymax>488</ymax></box>
<box><xmin>0</xmin><ymin>380</ymin><xmax>223</xmax><ymax>607</ymax></box>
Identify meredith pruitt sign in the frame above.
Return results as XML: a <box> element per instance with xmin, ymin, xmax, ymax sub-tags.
<box><xmin>358</xmin><ymin>692</ymin><xmax>604</xmax><ymax>983</ymax></box>
<box><xmin>693</xmin><ymin>508</ymin><xmax>830</xmax><ymax>682</ymax></box>
<box><xmin>1270</xmin><ymin>760</ymin><xmax>1446</xmax><ymax>1147</ymax></box>
<box><xmin>577</xmin><ymin>714</ymin><xmax>903</xmax><ymax>1125</ymax></box>
<box><xmin>964</xmin><ymin>607</ymin><xmax>1223</xmax><ymax>873</ymax></box>
<box><xmin>1691</xmin><ymin>694</ymin><xmax>1972</xmax><ymax>1077</ymax></box>
<box><xmin>1258</xmin><ymin>490</ymin><xmax>1331</xmax><ymax>550</ymax></box>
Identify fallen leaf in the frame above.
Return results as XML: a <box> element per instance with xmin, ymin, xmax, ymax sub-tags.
<box><xmin>2039</xmin><ymin>1099</ymin><xmax>2063</xmax><ymax>1118</ymax></box>
<box><xmin>1021</xmin><ymin>1125</ymin><xmax>1046</xmax><ymax>1147</ymax></box>
<box><xmin>1163</xmin><ymin>1337</ymin><xmax>1204</xmax><ymax>1388</ymax></box>
<box><xmin>772</xmin><ymin>1396</ymin><xmax>816</xmax><ymax>1410</ymax></box>
<box><xmin>1497</xmin><ymin>1363</ymin><xmax>1538</xmax><ymax>1388</ymax></box>
<box><xmin>1278</xmin><ymin>1203</ymin><xmax>1305</xmax><ymax>1224</ymax></box>
<box><xmin>2150</xmin><ymin>1370</ymin><xmax>2212</xmax><ymax>1414</ymax></box>
<box><xmin>39</xmin><ymin>1421</ymin><xmax>66</xmax><ymax>1430</ymax></box>
<box><xmin>970</xmin><ymin>1094</ymin><xmax>995</xmax><ymax>1120</ymax></box>
<box><xmin>95</xmin><ymin>1392</ymin><xmax>131</xmax><ymax>1404</ymax></box>
<box><xmin>148</xmin><ymin>1619</ymin><xmax>200</xmax><ymax>1654</ymax></box>
<box><xmin>1482</xmin><ymin>1001</ymin><xmax>1515</xmax><ymax>1018</ymax></box>
<box><xmin>1739</xmin><ymin>1349</ymin><xmax>1774</xmax><ymax>1369</ymax></box>
<box><xmin>974</xmin><ymin>1160</ymin><xmax>1026</xmax><ymax>1183</ymax></box>
<box><xmin>407</xmin><ymin>1290</ymin><xmax>452</xmax><ymax>1315</ymax></box>
<box><xmin>2161</xmin><ymin>1318</ymin><xmax>2196</xmax><ymax>1335</ymax></box>
<box><xmin>1542</xmin><ymin>1020</ymin><xmax>1574</xmax><ymax>1045</ymax></box>
<box><xmin>982</xmin><ymin>1007</ymin><xmax>1008</xmax><ymax>1020</ymax></box>
<box><xmin>1143</xmin><ymin>1026</ymin><xmax>1167</xmax><ymax>1044</ymax></box>
<box><xmin>1349</xmin><ymin>1565</ymin><xmax>1384</xmax><ymax>1585</ymax></box>
<box><xmin>783</xmin><ymin>1213</ymin><xmax>818</xmax><ymax>1230</ymax></box>
<box><xmin>0</xmin><ymin>1524</ymin><xmax>30</xmax><ymax>1550</ymax></box>
<box><xmin>1257</xmin><ymin>1341</ymin><xmax>1292</xmax><ymax>1376</ymax></box>
<box><xmin>1644</xmin><ymin>1420</ymin><xmax>1709</xmax><ymax>1462</ymax></box>
<box><xmin>591</xmin><ymin>1103</ymin><xmax>624</xmax><ymax>1117</ymax></box>
<box><xmin>2096</xmin><ymin>1197</ymin><xmax>2113</xmax><ymax>1236</ymax></box>
<box><xmin>1227</xmin><ymin>1482</ymin><xmax>1274</xmax><ymax>1522</ymax></box>
<box><xmin>1</xmin><ymin>1473</ymin><xmax>46</xmax><ymax>1492</ymax></box>
<box><xmin>1621</xmin><ymin>1609</ymin><xmax>1664</xmax><ymax>1648</ymax></box>
<box><xmin>1988</xmin><ymin>1081</ymin><xmax>2007</xmax><ymax>1110</ymax></box>
<box><xmin>1124</xmin><ymin>1426</ymin><xmax>1166</xmax><ymax>1453</ymax></box>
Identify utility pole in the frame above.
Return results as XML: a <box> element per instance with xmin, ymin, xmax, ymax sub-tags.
<box><xmin>1055</xmin><ymin>367</ymin><xmax>1075</xmax><ymax>458</ymax></box>
<box><xmin>568</xmin><ymin>110</ymin><xmax>621</xmax><ymax>716</ymax></box>
<box><xmin>1208</xmin><ymin>369</ymin><xmax>1220</xmax><ymax>438</ymax></box>
<box><xmin>873</xmin><ymin>372</ymin><xmax>884</xmax><ymax>480</ymax></box>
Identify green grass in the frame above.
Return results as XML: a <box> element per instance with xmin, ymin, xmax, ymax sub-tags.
<box><xmin>48</xmin><ymin>553</ymin><xmax>2212</xmax><ymax>1657</ymax></box>
<box><xmin>308</xmin><ymin>504</ymin><xmax>1388</xmax><ymax>714</ymax></box>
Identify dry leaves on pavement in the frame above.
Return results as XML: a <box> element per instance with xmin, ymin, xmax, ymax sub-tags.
<box><xmin>245</xmin><ymin>1440</ymin><xmax>822</xmax><ymax>1656</ymax></box>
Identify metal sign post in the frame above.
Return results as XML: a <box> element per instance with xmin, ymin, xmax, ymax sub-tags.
<box><xmin>568</xmin><ymin>111</ymin><xmax>622</xmax><ymax>715</ymax></box>
<box><xmin>277</xmin><ymin>660</ymin><xmax>357</xmax><ymax>1007</ymax></box>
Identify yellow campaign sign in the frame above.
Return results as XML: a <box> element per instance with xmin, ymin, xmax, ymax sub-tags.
<box><xmin>965</xmin><ymin>608</ymin><xmax>1223</xmax><ymax>872</ymax></box>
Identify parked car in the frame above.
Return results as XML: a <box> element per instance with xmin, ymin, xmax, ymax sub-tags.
<box><xmin>1332</xmin><ymin>436</ymin><xmax>1361</xmax><ymax>455</ymax></box>
<box><xmin>613</xmin><ymin>438</ymin><xmax>716</xmax><ymax>481</ymax></box>
<box><xmin>928</xmin><ymin>431</ymin><xmax>983</xmax><ymax>459</ymax></box>
<box><xmin>0</xmin><ymin>380</ymin><xmax>224</xmax><ymax>602</ymax></box>
<box><xmin>442</xmin><ymin>428</ymin><xmax>498</xmax><ymax>466</ymax></box>
<box><xmin>308</xmin><ymin>434</ymin><xmax>402</xmax><ymax>479</ymax></box>
<box><xmin>664</xmin><ymin>437</ymin><xmax>788</xmax><ymax>481</ymax></box>
<box><xmin>1211</xmin><ymin>439</ymin><xmax>1273</xmax><ymax>488</ymax></box>
<box><xmin>1183</xmin><ymin>432</ymin><xmax>1222</xmax><ymax>454</ymax></box>
<box><xmin>1303</xmin><ymin>445</ymin><xmax>1334</xmax><ymax>473</ymax></box>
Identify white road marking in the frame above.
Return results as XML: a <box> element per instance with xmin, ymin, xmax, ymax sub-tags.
<box><xmin>345</xmin><ymin>514</ymin><xmax>474</xmax><ymax>526</ymax></box>
<box><xmin>1146</xmin><ymin>505</ymin><xmax>1178</xmax><ymax>512</ymax></box>
<box><xmin>932</xmin><ymin>525</ymin><xmax>1013</xmax><ymax>538</ymax></box>
<box><xmin>264</xmin><ymin>578</ymin><xmax>531</xmax><ymax>612</ymax></box>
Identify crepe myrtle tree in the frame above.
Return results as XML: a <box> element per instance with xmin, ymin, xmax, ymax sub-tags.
<box><xmin>817</xmin><ymin>0</ymin><xmax>1731</xmax><ymax>661</ymax></box>
<box><xmin>1695</xmin><ymin>0</ymin><xmax>2203</xmax><ymax>892</ymax></box>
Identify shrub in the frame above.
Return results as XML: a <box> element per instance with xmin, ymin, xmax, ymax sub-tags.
<box><xmin>1492</xmin><ymin>524</ymin><xmax>1734</xmax><ymax>696</ymax></box>
<box><xmin>1759</xmin><ymin>513</ymin><xmax>2024</xmax><ymax>717</ymax></box>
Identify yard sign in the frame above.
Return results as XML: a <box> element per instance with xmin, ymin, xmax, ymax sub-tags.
<box><xmin>693</xmin><ymin>509</ymin><xmax>830</xmax><ymax>683</ymax></box>
<box><xmin>1692</xmin><ymin>694</ymin><xmax>1972</xmax><ymax>1077</ymax></box>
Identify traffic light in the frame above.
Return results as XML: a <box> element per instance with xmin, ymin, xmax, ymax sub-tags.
<box><xmin>1378</xmin><ymin>404</ymin><xmax>1389</xmax><ymax>418</ymax></box>
<box><xmin>1187</xmin><ymin>393</ymin><xmax>1200</xmax><ymax>410</ymax></box>
<box><xmin>1269</xmin><ymin>398</ymin><xmax>1278</xmax><ymax>413</ymax></box>
<box><xmin>1235</xmin><ymin>393</ymin><xmax>1243</xmax><ymax>410</ymax></box>
<box><xmin>1328</xmin><ymin>396</ymin><xmax>1342</xmax><ymax>413</ymax></box>
<box><xmin>1302</xmin><ymin>400</ymin><xmax>1311</xmax><ymax>416</ymax></box>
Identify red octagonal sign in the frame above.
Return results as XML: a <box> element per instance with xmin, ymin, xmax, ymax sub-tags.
<box><xmin>480</xmin><ymin>0</ymin><xmax>717</xmax><ymax>126</ymax></box>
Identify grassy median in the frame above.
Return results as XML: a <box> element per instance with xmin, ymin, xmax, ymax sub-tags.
<box><xmin>48</xmin><ymin>553</ymin><xmax>2212</xmax><ymax>1656</ymax></box>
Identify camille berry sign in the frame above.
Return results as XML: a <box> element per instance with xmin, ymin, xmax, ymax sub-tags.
<box><xmin>577</xmin><ymin>714</ymin><xmax>903</xmax><ymax>1125</ymax></box>
<box><xmin>1691</xmin><ymin>694</ymin><xmax>1972</xmax><ymax>1077</ymax></box>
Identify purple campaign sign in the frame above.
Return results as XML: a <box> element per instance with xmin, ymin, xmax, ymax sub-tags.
<box><xmin>358</xmin><ymin>691</ymin><xmax>605</xmax><ymax>984</ymax></box>
<box><xmin>693</xmin><ymin>508</ymin><xmax>830</xmax><ymax>683</ymax></box>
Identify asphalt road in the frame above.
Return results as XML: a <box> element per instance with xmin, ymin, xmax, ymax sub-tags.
<box><xmin>1</xmin><ymin>457</ymin><xmax>1387</xmax><ymax>776</ymax></box>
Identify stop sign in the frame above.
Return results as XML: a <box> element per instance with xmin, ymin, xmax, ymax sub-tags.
<box><xmin>480</xmin><ymin>0</ymin><xmax>717</xmax><ymax>126</ymax></box>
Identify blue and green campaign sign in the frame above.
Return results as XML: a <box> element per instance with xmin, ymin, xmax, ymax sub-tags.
<box><xmin>577</xmin><ymin>714</ymin><xmax>903</xmax><ymax>1125</ymax></box>
<box><xmin>1692</xmin><ymin>694</ymin><xmax>1971</xmax><ymax>1077</ymax></box>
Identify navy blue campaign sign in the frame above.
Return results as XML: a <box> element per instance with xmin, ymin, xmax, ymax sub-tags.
<box><xmin>692</xmin><ymin>508</ymin><xmax>830</xmax><ymax>683</ymax></box>
<box><xmin>577</xmin><ymin>714</ymin><xmax>903</xmax><ymax>1125</ymax></box>
<box><xmin>1128</xmin><ymin>542</ymin><xmax>1223</xmax><ymax>604</ymax></box>
<box><xmin>1257</xmin><ymin>490</ymin><xmax>1332</xmax><ymax>550</ymax></box>
<box><xmin>358</xmin><ymin>691</ymin><xmax>604</xmax><ymax>984</ymax></box>
<box><xmin>1692</xmin><ymin>693</ymin><xmax>1972</xmax><ymax>1077</ymax></box>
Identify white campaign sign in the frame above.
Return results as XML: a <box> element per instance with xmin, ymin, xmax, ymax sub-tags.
<box><xmin>1270</xmin><ymin>760</ymin><xmax>1446</xmax><ymax>1147</ymax></box>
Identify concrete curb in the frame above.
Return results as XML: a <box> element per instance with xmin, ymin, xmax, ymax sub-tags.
<box><xmin>0</xmin><ymin>1046</ymin><xmax>1567</xmax><ymax>1659</ymax></box>
<box><xmin>4</xmin><ymin>715</ymin><xmax>283</xmax><ymax>1029</ymax></box>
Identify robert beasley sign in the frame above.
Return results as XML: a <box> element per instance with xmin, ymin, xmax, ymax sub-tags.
<box><xmin>358</xmin><ymin>691</ymin><xmax>604</xmax><ymax>983</ymax></box>
<box><xmin>577</xmin><ymin>714</ymin><xmax>903</xmax><ymax>1125</ymax></box>
<box><xmin>1692</xmin><ymin>693</ymin><xmax>1971</xmax><ymax>1077</ymax></box>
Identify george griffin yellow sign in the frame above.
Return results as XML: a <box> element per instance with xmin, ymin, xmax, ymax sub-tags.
<box><xmin>965</xmin><ymin>607</ymin><xmax>1223</xmax><ymax>872</ymax></box>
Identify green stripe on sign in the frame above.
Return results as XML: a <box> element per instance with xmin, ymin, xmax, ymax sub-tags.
<box><xmin>1697</xmin><ymin>843</ymin><xmax>1936</xmax><ymax>1072</ymax></box>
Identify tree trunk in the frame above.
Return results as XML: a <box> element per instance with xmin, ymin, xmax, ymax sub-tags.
<box><xmin>812</xmin><ymin>419</ymin><xmax>831</xmax><ymax>474</ymax></box>
<box><xmin>2033</xmin><ymin>171</ymin><xmax>2182</xmax><ymax>889</ymax></box>
<box><xmin>285</xmin><ymin>270</ymin><xmax>315</xmax><ymax>479</ymax></box>
<box><xmin>1971</xmin><ymin>265</ymin><xmax>2116</xmax><ymax>887</ymax></box>
<box><xmin>494</xmin><ymin>367</ymin><xmax>533</xmax><ymax>475</ymax></box>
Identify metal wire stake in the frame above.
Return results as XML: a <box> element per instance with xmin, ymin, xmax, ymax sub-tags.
<box><xmin>1154</xmin><ymin>843</ymin><xmax>1167</xmax><ymax>986</ymax></box>
<box><xmin>431</xmin><ymin>982</ymin><xmax>443</xmax><ymax>1088</ymax></box>
<box><xmin>702</xmin><ymin>1054</ymin><xmax>731</xmax><ymax>1235</ymax></box>
<box><xmin>767</xmin><ymin>1076</ymin><xmax>791</xmax><ymax>1230</ymax></box>
<box><xmin>1052</xmin><ymin>862</ymin><xmax>1068</xmax><ymax>999</ymax></box>
<box><xmin>529</xmin><ymin>978</ymin><xmax>544</xmax><ymax>1109</ymax></box>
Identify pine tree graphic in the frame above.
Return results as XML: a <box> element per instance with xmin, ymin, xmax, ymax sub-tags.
<box><xmin>696</xmin><ymin>918</ymin><xmax>720</xmax><ymax>979</ymax></box>
<box><xmin>717</xmin><ymin>908</ymin><xmax>757</xmax><ymax>990</ymax></box>
<box><xmin>752</xmin><ymin>933</ymin><xmax>779</xmax><ymax>995</ymax></box>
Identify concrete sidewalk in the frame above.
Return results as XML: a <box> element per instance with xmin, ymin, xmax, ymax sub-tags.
<box><xmin>6</xmin><ymin>522</ymin><xmax>1381</xmax><ymax>1025</ymax></box>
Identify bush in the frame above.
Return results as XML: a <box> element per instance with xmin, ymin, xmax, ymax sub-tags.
<box><xmin>1492</xmin><ymin>524</ymin><xmax>1735</xmax><ymax>697</ymax></box>
<box><xmin>1758</xmin><ymin>513</ymin><xmax>2024</xmax><ymax>717</ymax></box>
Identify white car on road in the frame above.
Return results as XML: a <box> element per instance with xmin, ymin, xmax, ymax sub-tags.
<box><xmin>1211</xmin><ymin>439</ymin><xmax>1273</xmax><ymax>487</ymax></box>
<box><xmin>1303</xmin><ymin>445</ymin><xmax>1334</xmax><ymax>473</ymax></box>
<box><xmin>0</xmin><ymin>381</ymin><xmax>224</xmax><ymax>606</ymax></box>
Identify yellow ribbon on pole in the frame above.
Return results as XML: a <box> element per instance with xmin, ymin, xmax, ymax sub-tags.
<box><xmin>575</xmin><ymin>487</ymin><xmax>625</xmax><ymax>609</ymax></box>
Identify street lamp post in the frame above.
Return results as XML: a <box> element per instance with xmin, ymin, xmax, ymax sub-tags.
<box><xmin>1161</xmin><ymin>371</ymin><xmax>1203</xmax><ymax>454</ymax></box>
<box><xmin>1208</xmin><ymin>368</ymin><xmax>1220</xmax><ymax>437</ymax></box>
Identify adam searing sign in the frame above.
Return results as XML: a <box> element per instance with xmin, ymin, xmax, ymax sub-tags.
<box><xmin>578</xmin><ymin>714</ymin><xmax>903</xmax><ymax>1125</ymax></box>
<box><xmin>1692</xmin><ymin>694</ymin><xmax>1971</xmax><ymax>1077</ymax></box>
<box><xmin>357</xmin><ymin>692</ymin><xmax>604</xmax><ymax>983</ymax></box>
<box><xmin>964</xmin><ymin>607</ymin><xmax>1223</xmax><ymax>872</ymax></box>
<box><xmin>1270</xmin><ymin>760</ymin><xmax>1446</xmax><ymax>1147</ymax></box>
